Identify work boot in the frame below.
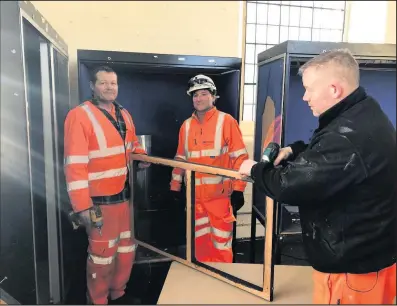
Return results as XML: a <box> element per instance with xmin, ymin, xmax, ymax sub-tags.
<box><xmin>109</xmin><ymin>294</ymin><xmax>142</xmax><ymax>305</ymax></box>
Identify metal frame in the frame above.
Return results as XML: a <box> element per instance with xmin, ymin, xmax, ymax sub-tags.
<box><xmin>39</xmin><ymin>40</ymin><xmax>61</xmax><ymax>304</ymax></box>
<box><xmin>19</xmin><ymin>5</ymin><xmax>39</xmax><ymax>304</ymax></box>
<box><xmin>18</xmin><ymin>1</ymin><xmax>68</xmax><ymax>56</ymax></box>
<box><xmin>77</xmin><ymin>49</ymin><xmax>241</xmax><ymax>70</ymax></box>
<box><xmin>50</xmin><ymin>45</ymin><xmax>65</xmax><ymax>301</ymax></box>
<box><xmin>51</xmin><ymin>47</ymin><xmax>73</xmax><ymax>301</ymax></box>
<box><xmin>257</xmin><ymin>40</ymin><xmax>397</xmax><ymax>63</ymax></box>
<box><xmin>129</xmin><ymin>154</ymin><xmax>276</xmax><ymax>301</ymax></box>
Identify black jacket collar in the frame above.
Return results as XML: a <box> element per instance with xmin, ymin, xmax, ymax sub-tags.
<box><xmin>90</xmin><ymin>97</ymin><xmax>124</xmax><ymax>110</ymax></box>
<box><xmin>317</xmin><ymin>86</ymin><xmax>367</xmax><ymax>130</ymax></box>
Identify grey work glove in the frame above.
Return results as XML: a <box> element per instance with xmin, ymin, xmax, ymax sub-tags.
<box><xmin>78</xmin><ymin>209</ymin><xmax>92</xmax><ymax>234</ymax></box>
<box><xmin>138</xmin><ymin>162</ymin><xmax>151</xmax><ymax>169</ymax></box>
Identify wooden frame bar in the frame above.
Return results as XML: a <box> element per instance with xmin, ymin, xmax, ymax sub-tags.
<box><xmin>129</xmin><ymin>153</ymin><xmax>276</xmax><ymax>301</ymax></box>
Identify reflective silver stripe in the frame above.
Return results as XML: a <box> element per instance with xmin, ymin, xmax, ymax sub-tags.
<box><xmin>195</xmin><ymin>177</ymin><xmax>230</xmax><ymax>186</ymax></box>
<box><xmin>184</xmin><ymin>118</ymin><xmax>192</xmax><ymax>157</ymax></box>
<box><xmin>188</xmin><ymin>151</ymin><xmax>200</xmax><ymax>158</ymax></box>
<box><xmin>88</xmin><ymin>167</ymin><xmax>127</xmax><ymax>181</ymax></box>
<box><xmin>122</xmin><ymin>109</ymin><xmax>133</xmax><ymax>127</ymax></box>
<box><xmin>195</xmin><ymin>227</ymin><xmax>211</xmax><ymax>238</ymax></box>
<box><xmin>120</xmin><ymin>231</ymin><xmax>131</xmax><ymax>239</ymax></box>
<box><xmin>117</xmin><ymin>245</ymin><xmax>136</xmax><ymax>253</ymax></box>
<box><xmin>196</xmin><ymin>217</ymin><xmax>209</xmax><ymax>226</ymax></box>
<box><xmin>212</xmin><ymin>238</ymin><xmax>232</xmax><ymax>250</ymax></box>
<box><xmin>125</xmin><ymin>142</ymin><xmax>132</xmax><ymax>150</ymax></box>
<box><xmin>88</xmin><ymin>145</ymin><xmax>126</xmax><ymax>159</ymax></box>
<box><xmin>172</xmin><ymin>174</ymin><xmax>182</xmax><ymax>182</ymax></box>
<box><xmin>64</xmin><ymin>155</ymin><xmax>89</xmax><ymax>165</ymax></box>
<box><xmin>81</xmin><ymin>104</ymin><xmax>129</xmax><ymax>159</ymax></box>
<box><xmin>67</xmin><ymin>180</ymin><xmax>89</xmax><ymax>192</ymax></box>
<box><xmin>213</xmin><ymin>112</ymin><xmax>226</xmax><ymax>154</ymax></box>
<box><xmin>212</xmin><ymin>227</ymin><xmax>232</xmax><ymax>239</ymax></box>
<box><xmin>187</xmin><ymin>146</ymin><xmax>228</xmax><ymax>158</ymax></box>
<box><xmin>229</xmin><ymin>148</ymin><xmax>248</xmax><ymax>158</ymax></box>
<box><xmin>175</xmin><ymin>155</ymin><xmax>186</xmax><ymax>160</ymax></box>
<box><xmin>80</xmin><ymin>104</ymin><xmax>107</xmax><ymax>149</ymax></box>
<box><xmin>89</xmin><ymin>254</ymin><xmax>114</xmax><ymax>265</ymax></box>
<box><xmin>186</xmin><ymin>112</ymin><xmax>226</xmax><ymax>158</ymax></box>
<box><xmin>108</xmin><ymin>237</ymin><xmax>119</xmax><ymax>248</ymax></box>
<box><xmin>202</xmin><ymin>177</ymin><xmax>227</xmax><ymax>184</ymax></box>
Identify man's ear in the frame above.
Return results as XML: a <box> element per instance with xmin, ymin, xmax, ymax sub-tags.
<box><xmin>89</xmin><ymin>81</ymin><xmax>94</xmax><ymax>91</ymax></box>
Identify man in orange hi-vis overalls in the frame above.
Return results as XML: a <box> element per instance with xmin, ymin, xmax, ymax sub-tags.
<box><xmin>170</xmin><ymin>74</ymin><xmax>249</xmax><ymax>263</ymax></box>
<box><xmin>64</xmin><ymin>66</ymin><xmax>149</xmax><ymax>305</ymax></box>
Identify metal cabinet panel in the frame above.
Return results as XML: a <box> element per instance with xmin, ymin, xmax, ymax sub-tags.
<box><xmin>0</xmin><ymin>1</ymin><xmax>70</xmax><ymax>304</ymax></box>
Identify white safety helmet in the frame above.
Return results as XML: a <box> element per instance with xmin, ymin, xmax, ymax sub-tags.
<box><xmin>186</xmin><ymin>74</ymin><xmax>218</xmax><ymax>97</ymax></box>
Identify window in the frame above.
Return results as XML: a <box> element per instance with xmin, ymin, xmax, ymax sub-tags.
<box><xmin>243</xmin><ymin>1</ymin><xmax>346</xmax><ymax>121</ymax></box>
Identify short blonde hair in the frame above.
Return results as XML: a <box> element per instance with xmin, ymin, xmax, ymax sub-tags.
<box><xmin>298</xmin><ymin>48</ymin><xmax>360</xmax><ymax>86</ymax></box>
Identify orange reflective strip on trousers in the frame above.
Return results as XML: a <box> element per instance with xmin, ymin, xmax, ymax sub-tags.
<box><xmin>312</xmin><ymin>263</ymin><xmax>396</xmax><ymax>304</ymax></box>
<box><xmin>86</xmin><ymin>201</ymin><xmax>136</xmax><ymax>304</ymax></box>
<box><xmin>194</xmin><ymin>198</ymin><xmax>235</xmax><ymax>263</ymax></box>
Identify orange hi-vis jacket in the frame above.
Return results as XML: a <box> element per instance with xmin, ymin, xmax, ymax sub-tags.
<box><xmin>64</xmin><ymin>100</ymin><xmax>146</xmax><ymax>213</ymax></box>
<box><xmin>170</xmin><ymin>107</ymin><xmax>249</xmax><ymax>201</ymax></box>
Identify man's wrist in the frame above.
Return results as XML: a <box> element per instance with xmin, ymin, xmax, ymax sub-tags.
<box><xmin>288</xmin><ymin>141</ymin><xmax>307</xmax><ymax>158</ymax></box>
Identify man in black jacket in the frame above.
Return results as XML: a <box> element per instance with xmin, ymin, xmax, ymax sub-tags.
<box><xmin>239</xmin><ymin>49</ymin><xmax>396</xmax><ymax>304</ymax></box>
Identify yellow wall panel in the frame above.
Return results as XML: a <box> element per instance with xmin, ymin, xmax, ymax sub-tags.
<box><xmin>32</xmin><ymin>1</ymin><xmax>244</xmax><ymax>102</ymax></box>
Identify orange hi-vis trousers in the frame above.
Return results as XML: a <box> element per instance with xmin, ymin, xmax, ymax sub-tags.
<box><xmin>86</xmin><ymin>201</ymin><xmax>136</xmax><ymax>304</ymax></box>
<box><xmin>194</xmin><ymin>197</ymin><xmax>236</xmax><ymax>263</ymax></box>
<box><xmin>312</xmin><ymin>263</ymin><xmax>396</xmax><ymax>304</ymax></box>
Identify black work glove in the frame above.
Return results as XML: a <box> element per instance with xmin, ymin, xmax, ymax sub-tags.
<box><xmin>231</xmin><ymin>191</ymin><xmax>245</xmax><ymax>213</ymax></box>
<box><xmin>170</xmin><ymin>189</ymin><xmax>186</xmax><ymax>206</ymax></box>
<box><xmin>171</xmin><ymin>190</ymin><xmax>182</xmax><ymax>202</ymax></box>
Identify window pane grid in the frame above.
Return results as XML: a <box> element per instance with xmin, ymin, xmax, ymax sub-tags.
<box><xmin>243</xmin><ymin>1</ymin><xmax>346</xmax><ymax>121</ymax></box>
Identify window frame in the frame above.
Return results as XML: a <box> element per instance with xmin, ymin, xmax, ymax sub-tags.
<box><xmin>242</xmin><ymin>0</ymin><xmax>347</xmax><ymax>121</ymax></box>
